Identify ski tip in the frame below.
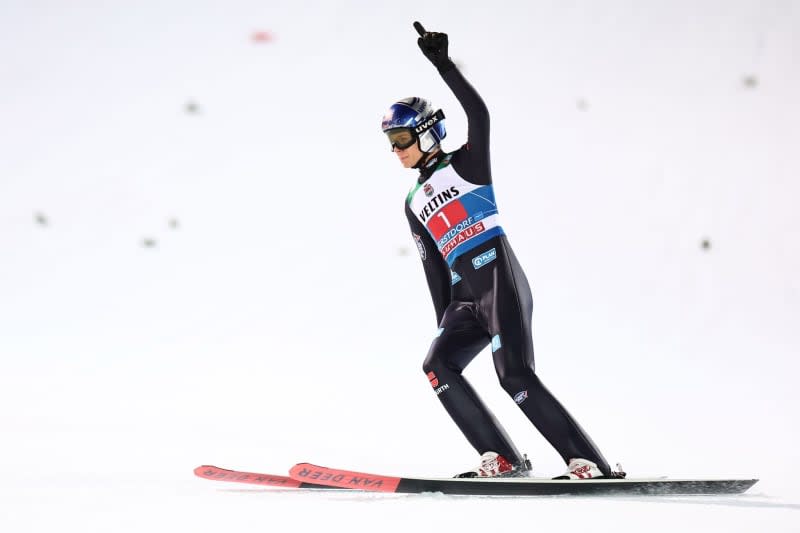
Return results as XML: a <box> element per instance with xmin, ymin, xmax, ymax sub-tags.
<box><xmin>194</xmin><ymin>465</ymin><xmax>220</xmax><ymax>476</ymax></box>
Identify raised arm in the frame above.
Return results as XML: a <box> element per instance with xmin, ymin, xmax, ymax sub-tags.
<box><xmin>441</xmin><ymin>68</ymin><xmax>490</xmax><ymax>159</ymax></box>
<box><xmin>415</xmin><ymin>22</ymin><xmax>491</xmax><ymax>182</ymax></box>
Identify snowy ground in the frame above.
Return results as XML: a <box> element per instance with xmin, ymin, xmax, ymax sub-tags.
<box><xmin>4</xmin><ymin>479</ymin><xmax>799</xmax><ymax>533</ymax></box>
<box><xmin>2</xmin><ymin>1</ymin><xmax>799</xmax><ymax>531</ymax></box>
<box><xmin>2</xmin><ymin>462</ymin><xmax>799</xmax><ymax>533</ymax></box>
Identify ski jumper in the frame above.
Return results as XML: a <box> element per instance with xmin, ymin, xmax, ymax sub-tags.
<box><xmin>405</xmin><ymin>66</ymin><xmax>611</xmax><ymax>476</ymax></box>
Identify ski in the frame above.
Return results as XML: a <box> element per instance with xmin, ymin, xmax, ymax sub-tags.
<box><xmin>194</xmin><ymin>465</ymin><xmax>343</xmax><ymax>490</ymax></box>
<box><xmin>288</xmin><ymin>463</ymin><xmax>759</xmax><ymax>496</ymax></box>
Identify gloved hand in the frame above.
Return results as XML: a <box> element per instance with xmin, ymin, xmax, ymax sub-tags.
<box><xmin>414</xmin><ymin>21</ymin><xmax>455</xmax><ymax>73</ymax></box>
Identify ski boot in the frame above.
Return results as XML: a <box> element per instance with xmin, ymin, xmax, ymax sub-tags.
<box><xmin>455</xmin><ymin>451</ymin><xmax>532</xmax><ymax>478</ymax></box>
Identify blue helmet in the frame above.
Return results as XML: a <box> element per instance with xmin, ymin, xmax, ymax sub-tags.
<box><xmin>381</xmin><ymin>97</ymin><xmax>446</xmax><ymax>152</ymax></box>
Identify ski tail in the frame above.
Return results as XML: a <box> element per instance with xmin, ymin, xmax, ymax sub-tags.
<box><xmin>194</xmin><ymin>465</ymin><xmax>304</xmax><ymax>487</ymax></box>
<box><xmin>289</xmin><ymin>462</ymin><xmax>401</xmax><ymax>492</ymax></box>
<box><xmin>194</xmin><ymin>465</ymin><xmax>349</xmax><ymax>489</ymax></box>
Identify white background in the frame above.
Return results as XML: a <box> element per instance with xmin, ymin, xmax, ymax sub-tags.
<box><xmin>1</xmin><ymin>0</ymin><xmax>798</xmax><ymax>531</ymax></box>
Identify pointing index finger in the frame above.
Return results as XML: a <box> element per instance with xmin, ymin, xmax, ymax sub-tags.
<box><xmin>413</xmin><ymin>21</ymin><xmax>426</xmax><ymax>36</ymax></box>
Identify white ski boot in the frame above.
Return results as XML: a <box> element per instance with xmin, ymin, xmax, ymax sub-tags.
<box><xmin>455</xmin><ymin>451</ymin><xmax>532</xmax><ymax>478</ymax></box>
<box><xmin>553</xmin><ymin>458</ymin><xmax>604</xmax><ymax>480</ymax></box>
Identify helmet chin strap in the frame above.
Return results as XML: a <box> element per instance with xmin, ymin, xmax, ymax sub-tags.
<box><xmin>412</xmin><ymin>143</ymin><xmax>441</xmax><ymax>169</ymax></box>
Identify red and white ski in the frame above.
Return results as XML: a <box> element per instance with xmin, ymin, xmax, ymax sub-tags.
<box><xmin>193</xmin><ymin>465</ymin><xmax>342</xmax><ymax>489</ymax></box>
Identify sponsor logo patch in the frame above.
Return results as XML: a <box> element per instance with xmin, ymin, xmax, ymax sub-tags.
<box><xmin>450</xmin><ymin>270</ymin><xmax>461</xmax><ymax>285</ymax></box>
<box><xmin>417</xmin><ymin>186</ymin><xmax>460</xmax><ymax>222</ymax></box>
<box><xmin>415</xmin><ymin>113</ymin><xmax>441</xmax><ymax>134</ymax></box>
<box><xmin>513</xmin><ymin>390</ymin><xmax>529</xmax><ymax>405</ymax></box>
<box><xmin>427</xmin><ymin>370</ymin><xmax>449</xmax><ymax>395</ymax></box>
<box><xmin>413</xmin><ymin>233</ymin><xmax>426</xmax><ymax>260</ymax></box>
<box><xmin>441</xmin><ymin>220</ymin><xmax>485</xmax><ymax>257</ymax></box>
<box><xmin>491</xmin><ymin>334</ymin><xmax>502</xmax><ymax>352</ymax></box>
<box><xmin>472</xmin><ymin>248</ymin><xmax>497</xmax><ymax>269</ymax></box>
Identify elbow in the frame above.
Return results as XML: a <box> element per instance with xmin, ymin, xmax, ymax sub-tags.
<box><xmin>470</xmin><ymin>106</ymin><xmax>490</xmax><ymax>129</ymax></box>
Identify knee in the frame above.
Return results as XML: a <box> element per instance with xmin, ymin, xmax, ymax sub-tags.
<box><xmin>422</xmin><ymin>352</ymin><xmax>447</xmax><ymax>392</ymax></box>
<box><xmin>422</xmin><ymin>350</ymin><xmax>441</xmax><ymax>375</ymax></box>
<box><xmin>423</xmin><ymin>345</ymin><xmax>463</xmax><ymax>381</ymax></box>
<box><xmin>497</xmin><ymin>365</ymin><xmax>539</xmax><ymax>396</ymax></box>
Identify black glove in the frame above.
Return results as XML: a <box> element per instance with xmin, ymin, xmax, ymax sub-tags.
<box><xmin>414</xmin><ymin>21</ymin><xmax>455</xmax><ymax>73</ymax></box>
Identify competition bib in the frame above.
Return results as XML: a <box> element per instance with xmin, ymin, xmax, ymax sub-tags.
<box><xmin>407</xmin><ymin>156</ymin><xmax>504</xmax><ymax>266</ymax></box>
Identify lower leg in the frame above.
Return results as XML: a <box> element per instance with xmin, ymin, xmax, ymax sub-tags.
<box><xmin>426</xmin><ymin>367</ymin><xmax>525</xmax><ymax>464</ymax></box>
<box><xmin>504</xmin><ymin>373</ymin><xmax>611</xmax><ymax>476</ymax></box>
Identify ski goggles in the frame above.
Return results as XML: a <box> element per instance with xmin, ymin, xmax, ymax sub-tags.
<box><xmin>385</xmin><ymin>109</ymin><xmax>445</xmax><ymax>150</ymax></box>
<box><xmin>385</xmin><ymin>128</ymin><xmax>417</xmax><ymax>150</ymax></box>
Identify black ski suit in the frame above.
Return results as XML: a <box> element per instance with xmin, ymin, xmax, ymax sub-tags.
<box><xmin>405</xmin><ymin>65</ymin><xmax>611</xmax><ymax>476</ymax></box>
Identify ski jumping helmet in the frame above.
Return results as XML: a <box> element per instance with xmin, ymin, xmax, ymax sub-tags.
<box><xmin>381</xmin><ymin>97</ymin><xmax>446</xmax><ymax>153</ymax></box>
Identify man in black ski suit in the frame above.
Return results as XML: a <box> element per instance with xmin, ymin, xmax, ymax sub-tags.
<box><xmin>381</xmin><ymin>22</ymin><xmax>613</xmax><ymax>479</ymax></box>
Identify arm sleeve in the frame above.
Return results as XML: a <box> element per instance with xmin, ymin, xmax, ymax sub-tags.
<box><xmin>441</xmin><ymin>66</ymin><xmax>491</xmax><ymax>184</ymax></box>
<box><xmin>405</xmin><ymin>202</ymin><xmax>451</xmax><ymax>325</ymax></box>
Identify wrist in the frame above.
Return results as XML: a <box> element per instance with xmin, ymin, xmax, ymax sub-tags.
<box><xmin>435</xmin><ymin>57</ymin><xmax>456</xmax><ymax>74</ymax></box>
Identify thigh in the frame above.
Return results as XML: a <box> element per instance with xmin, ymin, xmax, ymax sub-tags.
<box><xmin>476</xmin><ymin>243</ymin><xmax>536</xmax><ymax>377</ymax></box>
<box><xmin>424</xmin><ymin>301</ymin><xmax>490</xmax><ymax>373</ymax></box>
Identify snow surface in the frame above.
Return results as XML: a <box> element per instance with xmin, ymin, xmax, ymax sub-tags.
<box><xmin>1</xmin><ymin>1</ymin><xmax>799</xmax><ymax>531</ymax></box>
